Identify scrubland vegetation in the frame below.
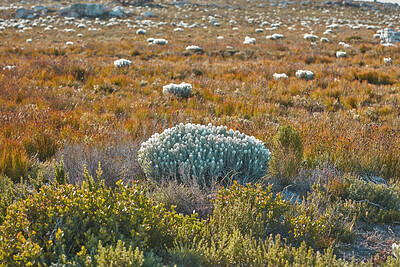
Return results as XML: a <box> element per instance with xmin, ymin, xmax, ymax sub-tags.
<box><xmin>3</xmin><ymin>0</ymin><xmax>400</xmax><ymax>265</ymax></box>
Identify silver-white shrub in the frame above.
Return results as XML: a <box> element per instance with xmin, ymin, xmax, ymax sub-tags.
<box><xmin>273</xmin><ymin>73</ymin><xmax>288</xmax><ymax>80</ymax></box>
<box><xmin>243</xmin><ymin>36</ymin><xmax>256</xmax><ymax>44</ymax></box>
<box><xmin>162</xmin><ymin>82</ymin><xmax>192</xmax><ymax>98</ymax></box>
<box><xmin>138</xmin><ymin>123</ymin><xmax>271</xmax><ymax>184</ymax></box>
<box><xmin>336</xmin><ymin>51</ymin><xmax>346</xmax><ymax>58</ymax></box>
<box><xmin>304</xmin><ymin>33</ymin><xmax>318</xmax><ymax>41</ymax></box>
<box><xmin>153</xmin><ymin>38</ymin><xmax>168</xmax><ymax>45</ymax></box>
<box><xmin>186</xmin><ymin>45</ymin><xmax>202</xmax><ymax>52</ymax></box>
<box><xmin>114</xmin><ymin>58</ymin><xmax>131</xmax><ymax>68</ymax></box>
<box><xmin>384</xmin><ymin>57</ymin><xmax>392</xmax><ymax>64</ymax></box>
<box><xmin>136</xmin><ymin>28</ymin><xmax>146</xmax><ymax>34</ymax></box>
<box><xmin>296</xmin><ymin>70</ymin><xmax>314</xmax><ymax>80</ymax></box>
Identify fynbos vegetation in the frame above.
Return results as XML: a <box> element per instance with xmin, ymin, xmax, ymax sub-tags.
<box><xmin>2</xmin><ymin>0</ymin><xmax>400</xmax><ymax>265</ymax></box>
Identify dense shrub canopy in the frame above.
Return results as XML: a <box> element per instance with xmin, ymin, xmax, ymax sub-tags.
<box><xmin>0</xmin><ymin>180</ymin><xmax>201</xmax><ymax>266</ymax></box>
<box><xmin>138</xmin><ymin>123</ymin><xmax>271</xmax><ymax>184</ymax></box>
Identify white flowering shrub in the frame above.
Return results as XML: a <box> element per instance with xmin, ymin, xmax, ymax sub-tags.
<box><xmin>304</xmin><ymin>33</ymin><xmax>318</xmax><ymax>41</ymax></box>
<box><xmin>243</xmin><ymin>36</ymin><xmax>256</xmax><ymax>44</ymax></box>
<box><xmin>114</xmin><ymin>59</ymin><xmax>131</xmax><ymax>68</ymax></box>
<box><xmin>162</xmin><ymin>82</ymin><xmax>192</xmax><ymax>98</ymax></box>
<box><xmin>136</xmin><ymin>28</ymin><xmax>146</xmax><ymax>35</ymax></box>
<box><xmin>186</xmin><ymin>45</ymin><xmax>202</xmax><ymax>52</ymax></box>
<box><xmin>320</xmin><ymin>37</ymin><xmax>329</xmax><ymax>43</ymax></box>
<box><xmin>339</xmin><ymin>42</ymin><xmax>352</xmax><ymax>48</ymax></box>
<box><xmin>296</xmin><ymin>70</ymin><xmax>314</xmax><ymax>80</ymax></box>
<box><xmin>266</xmin><ymin>33</ymin><xmax>284</xmax><ymax>40</ymax></box>
<box><xmin>273</xmin><ymin>73</ymin><xmax>288</xmax><ymax>80</ymax></box>
<box><xmin>336</xmin><ymin>51</ymin><xmax>346</xmax><ymax>58</ymax></box>
<box><xmin>138</xmin><ymin>123</ymin><xmax>271</xmax><ymax>184</ymax></box>
<box><xmin>153</xmin><ymin>38</ymin><xmax>168</xmax><ymax>45</ymax></box>
<box><xmin>384</xmin><ymin>57</ymin><xmax>392</xmax><ymax>64</ymax></box>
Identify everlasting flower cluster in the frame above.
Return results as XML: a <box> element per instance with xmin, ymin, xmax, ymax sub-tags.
<box><xmin>138</xmin><ymin>123</ymin><xmax>271</xmax><ymax>184</ymax></box>
<box><xmin>162</xmin><ymin>82</ymin><xmax>192</xmax><ymax>98</ymax></box>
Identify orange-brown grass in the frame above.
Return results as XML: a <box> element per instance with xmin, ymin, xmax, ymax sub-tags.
<box><xmin>1</xmin><ymin>0</ymin><xmax>400</xmax><ymax>182</ymax></box>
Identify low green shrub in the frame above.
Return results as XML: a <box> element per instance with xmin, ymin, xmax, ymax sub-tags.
<box><xmin>0</xmin><ymin>179</ymin><xmax>201</xmax><ymax>266</ymax></box>
<box><xmin>269</xmin><ymin>125</ymin><xmax>304</xmax><ymax>185</ymax></box>
<box><xmin>346</xmin><ymin>176</ymin><xmax>400</xmax><ymax>223</ymax></box>
<box><xmin>169</xmin><ymin>232</ymin><xmax>369</xmax><ymax>267</ymax></box>
<box><xmin>209</xmin><ymin>181</ymin><xmax>289</xmax><ymax>239</ymax></box>
<box><xmin>138</xmin><ymin>123</ymin><xmax>271</xmax><ymax>184</ymax></box>
<box><xmin>95</xmin><ymin>240</ymin><xmax>144</xmax><ymax>267</ymax></box>
<box><xmin>283</xmin><ymin>182</ymin><xmax>358</xmax><ymax>250</ymax></box>
<box><xmin>0</xmin><ymin>175</ymin><xmax>30</xmax><ymax>224</ymax></box>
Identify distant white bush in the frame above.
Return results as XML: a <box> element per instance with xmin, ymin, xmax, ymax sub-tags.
<box><xmin>152</xmin><ymin>38</ymin><xmax>168</xmax><ymax>45</ymax></box>
<box><xmin>336</xmin><ymin>51</ymin><xmax>347</xmax><ymax>58</ymax></box>
<box><xmin>114</xmin><ymin>58</ymin><xmax>131</xmax><ymax>68</ymax></box>
<box><xmin>255</xmin><ymin>28</ymin><xmax>264</xmax><ymax>33</ymax></box>
<box><xmin>136</xmin><ymin>28</ymin><xmax>146</xmax><ymax>34</ymax></box>
<box><xmin>163</xmin><ymin>82</ymin><xmax>192</xmax><ymax>98</ymax></box>
<box><xmin>339</xmin><ymin>42</ymin><xmax>352</xmax><ymax>48</ymax></box>
<box><xmin>304</xmin><ymin>33</ymin><xmax>318</xmax><ymax>41</ymax></box>
<box><xmin>384</xmin><ymin>57</ymin><xmax>392</xmax><ymax>64</ymax></box>
<box><xmin>266</xmin><ymin>33</ymin><xmax>284</xmax><ymax>40</ymax></box>
<box><xmin>320</xmin><ymin>37</ymin><xmax>329</xmax><ymax>43</ymax></box>
<box><xmin>243</xmin><ymin>36</ymin><xmax>256</xmax><ymax>44</ymax></box>
<box><xmin>273</xmin><ymin>73</ymin><xmax>288</xmax><ymax>80</ymax></box>
<box><xmin>326</xmin><ymin>24</ymin><xmax>339</xmax><ymax>29</ymax></box>
<box><xmin>138</xmin><ymin>123</ymin><xmax>271</xmax><ymax>184</ymax></box>
<box><xmin>296</xmin><ymin>70</ymin><xmax>314</xmax><ymax>80</ymax></box>
<box><xmin>186</xmin><ymin>45</ymin><xmax>202</xmax><ymax>52</ymax></box>
<box><xmin>3</xmin><ymin>65</ymin><xmax>15</xmax><ymax>71</ymax></box>
<box><xmin>66</xmin><ymin>41</ymin><xmax>74</xmax><ymax>46</ymax></box>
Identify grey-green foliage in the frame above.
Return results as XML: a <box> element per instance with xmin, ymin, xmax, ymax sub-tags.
<box><xmin>138</xmin><ymin>123</ymin><xmax>271</xmax><ymax>184</ymax></box>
